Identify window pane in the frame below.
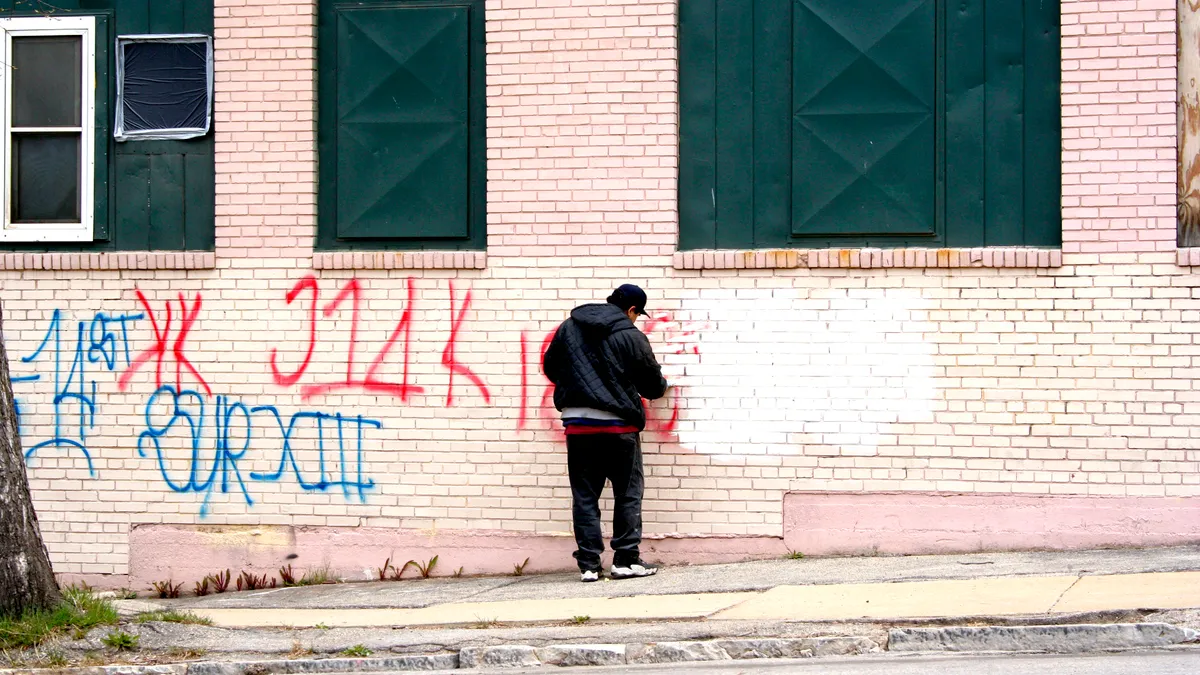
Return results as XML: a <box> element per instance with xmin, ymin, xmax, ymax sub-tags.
<box><xmin>12</xmin><ymin>133</ymin><xmax>80</xmax><ymax>223</ymax></box>
<box><xmin>13</xmin><ymin>36</ymin><xmax>82</xmax><ymax>128</ymax></box>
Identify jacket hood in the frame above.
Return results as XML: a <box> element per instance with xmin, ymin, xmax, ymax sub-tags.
<box><xmin>570</xmin><ymin>303</ymin><xmax>634</xmax><ymax>336</ymax></box>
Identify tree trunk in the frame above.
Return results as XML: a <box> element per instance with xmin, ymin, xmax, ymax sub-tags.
<box><xmin>0</xmin><ymin>303</ymin><xmax>61</xmax><ymax>617</ymax></box>
<box><xmin>1180</xmin><ymin>1</ymin><xmax>1200</xmax><ymax>246</ymax></box>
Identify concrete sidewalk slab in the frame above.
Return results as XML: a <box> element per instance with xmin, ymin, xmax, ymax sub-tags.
<box><xmin>192</xmin><ymin>592</ymin><xmax>754</xmax><ymax>628</ymax></box>
<box><xmin>168</xmin><ymin>546</ymin><xmax>1200</xmax><ymax>611</ymax></box>
<box><xmin>188</xmin><ymin>571</ymin><xmax>1200</xmax><ymax>628</ymax></box>
<box><xmin>710</xmin><ymin>576</ymin><xmax>1079</xmax><ymax>622</ymax></box>
<box><xmin>1053</xmin><ymin>571</ymin><xmax>1200</xmax><ymax>613</ymax></box>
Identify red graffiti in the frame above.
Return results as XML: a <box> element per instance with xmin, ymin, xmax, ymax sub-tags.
<box><xmin>269</xmin><ymin>274</ymin><xmax>318</xmax><ymax>387</ymax></box>
<box><xmin>442</xmin><ymin>282</ymin><xmax>491</xmax><ymax>406</ymax></box>
<box><xmin>172</xmin><ymin>293</ymin><xmax>209</xmax><ymax>396</ymax></box>
<box><xmin>289</xmin><ymin>278</ymin><xmax>425</xmax><ymax>402</ymax></box>
<box><xmin>361</xmin><ymin>277</ymin><xmax>422</xmax><ymax>402</ymax></box>
<box><xmin>518</xmin><ymin>333</ymin><xmax>529</xmax><ymax>430</ymax></box>
<box><xmin>118</xmin><ymin>289</ymin><xmax>210</xmax><ymax>396</ymax></box>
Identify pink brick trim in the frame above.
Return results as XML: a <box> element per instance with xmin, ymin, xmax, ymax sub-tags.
<box><xmin>0</xmin><ymin>251</ymin><xmax>216</xmax><ymax>271</ymax></box>
<box><xmin>673</xmin><ymin>248</ymin><xmax>1063</xmax><ymax>270</ymax></box>
<box><xmin>1177</xmin><ymin>248</ymin><xmax>1200</xmax><ymax>266</ymax></box>
<box><xmin>312</xmin><ymin>251</ymin><xmax>487</xmax><ymax>270</ymax></box>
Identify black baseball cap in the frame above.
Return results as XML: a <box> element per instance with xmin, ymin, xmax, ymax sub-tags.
<box><xmin>607</xmin><ymin>284</ymin><xmax>648</xmax><ymax>315</ymax></box>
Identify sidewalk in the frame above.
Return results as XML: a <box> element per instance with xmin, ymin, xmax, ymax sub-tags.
<box><xmin>151</xmin><ymin>545</ymin><xmax>1200</xmax><ymax>629</ymax></box>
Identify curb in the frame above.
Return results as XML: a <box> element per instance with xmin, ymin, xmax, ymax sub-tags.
<box><xmin>888</xmin><ymin>622</ymin><xmax>1200</xmax><ymax>654</ymax></box>
<box><xmin>2</xmin><ymin>623</ymin><xmax>1196</xmax><ymax>674</ymax></box>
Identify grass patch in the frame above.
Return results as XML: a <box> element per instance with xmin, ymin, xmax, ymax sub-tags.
<box><xmin>166</xmin><ymin>647</ymin><xmax>208</xmax><ymax>660</ymax></box>
<box><xmin>101</xmin><ymin>629</ymin><xmax>138</xmax><ymax>651</ymax></box>
<box><xmin>571</xmin><ymin>615</ymin><xmax>590</xmax><ymax>624</ymax></box>
<box><xmin>134</xmin><ymin>610</ymin><xmax>213</xmax><ymax>626</ymax></box>
<box><xmin>299</xmin><ymin>566</ymin><xmax>334</xmax><ymax>586</ymax></box>
<box><xmin>0</xmin><ymin>586</ymin><xmax>119</xmax><ymax>650</ymax></box>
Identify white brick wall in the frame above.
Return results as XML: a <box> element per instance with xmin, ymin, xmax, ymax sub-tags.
<box><xmin>1</xmin><ymin>0</ymin><xmax>1197</xmax><ymax>581</ymax></box>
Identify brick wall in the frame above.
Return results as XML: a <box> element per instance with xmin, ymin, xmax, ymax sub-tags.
<box><xmin>1</xmin><ymin>0</ymin><xmax>1197</xmax><ymax>585</ymax></box>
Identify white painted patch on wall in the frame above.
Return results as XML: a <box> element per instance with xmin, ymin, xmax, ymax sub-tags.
<box><xmin>673</xmin><ymin>287</ymin><xmax>938</xmax><ymax>457</ymax></box>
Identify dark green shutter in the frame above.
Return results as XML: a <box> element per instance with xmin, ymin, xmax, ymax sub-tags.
<box><xmin>335</xmin><ymin>6</ymin><xmax>469</xmax><ymax>240</ymax></box>
<box><xmin>678</xmin><ymin>0</ymin><xmax>1060</xmax><ymax>251</ymax></box>
<box><xmin>318</xmin><ymin>0</ymin><xmax>486</xmax><ymax>251</ymax></box>
<box><xmin>791</xmin><ymin>0</ymin><xmax>936</xmax><ymax>237</ymax></box>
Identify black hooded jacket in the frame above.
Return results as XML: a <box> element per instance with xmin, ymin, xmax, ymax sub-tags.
<box><xmin>542</xmin><ymin>303</ymin><xmax>668</xmax><ymax>431</ymax></box>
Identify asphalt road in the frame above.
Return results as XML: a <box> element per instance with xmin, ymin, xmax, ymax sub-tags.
<box><xmin>458</xmin><ymin>650</ymin><xmax>1200</xmax><ymax>675</ymax></box>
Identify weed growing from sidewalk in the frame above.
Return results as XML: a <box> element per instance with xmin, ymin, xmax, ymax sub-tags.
<box><xmin>572</xmin><ymin>615</ymin><xmax>590</xmax><ymax>624</ymax></box>
<box><xmin>279</xmin><ymin>564</ymin><xmax>299</xmax><ymax>586</ymax></box>
<box><xmin>207</xmin><ymin>570</ymin><xmax>232</xmax><ymax>593</ymax></box>
<box><xmin>314</xmin><ymin>623</ymin><xmax>330</xmax><ymax>630</ymax></box>
<box><xmin>377</xmin><ymin>557</ymin><xmax>394</xmax><ymax>581</ymax></box>
<box><xmin>401</xmin><ymin>556</ymin><xmax>438</xmax><ymax>579</ymax></box>
<box><xmin>299</xmin><ymin>566</ymin><xmax>334</xmax><ymax>586</ymax></box>
<box><xmin>288</xmin><ymin>640</ymin><xmax>314</xmax><ymax>658</ymax></box>
<box><xmin>0</xmin><ymin>585</ymin><xmax>119</xmax><ymax>650</ymax></box>
<box><xmin>151</xmin><ymin>580</ymin><xmax>183</xmax><ymax>598</ymax></box>
<box><xmin>341</xmin><ymin>645</ymin><xmax>372</xmax><ymax>657</ymax></box>
<box><xmin>113</xmin><ymin>588</ymin><xmax>139</xmax><ymax>600</ymax></box>
<box><xmin>784</xmin><ymin>550</ymin><xmax>805</xmax><ymax>560</ymax></box>
<box><xmin>237</xmin><ymin>572</ymin><xmax>276</xmax><ymax>591</ymax></box>
<box><xmin>134</xmin><ymin>610</ymin><xmax>213</xmax><ymax>626</ymax></box>
<box><xmin>193</xmin><ymin>578</ymin><xmax>211</xmax><ymax>596</ymax></box>
<box><xmin>512</xmin><ymin>558</ymin><xmax>530</xmax><ymax>576</ymax></box>
<box><xmin>452</xmin><ymin>567</ymin><xmax>464</xmax><ymax>578</ymax></box>
<box><xmin>472</xmin><ymin>617</ymin><xmax>499</xmax><ymax>629</ymax></box>
<box><xmin>101</xmin><ymin>630</ymin><xmax>138</xmax><ymax>651</ymax></box>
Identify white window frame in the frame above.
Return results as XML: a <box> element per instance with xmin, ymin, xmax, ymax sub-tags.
<box><xmin>0</xmin><ymin>15</ymin><xmax>96</xmax><ymax>243</ymax></box>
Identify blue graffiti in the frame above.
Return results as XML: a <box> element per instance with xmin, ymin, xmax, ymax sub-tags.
<box><xmin>15</xmin><ymin>309</ymin><xmax>142</xmax><ymax>476</ymax></box>
<box><xmin>137</xmin><ymin>386</ymin><xmax>382</xmax><ymax>517</ymax></box>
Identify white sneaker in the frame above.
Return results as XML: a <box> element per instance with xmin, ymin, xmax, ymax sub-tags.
<box><xmin>580</xmin><ymin>569</ymin><xmax>600</xmax><ymax>582</ymax></box>
<box><xmin>610</xmin><ymin>559</ymin><xmax>658</xmax><ymax>579</ymax></box>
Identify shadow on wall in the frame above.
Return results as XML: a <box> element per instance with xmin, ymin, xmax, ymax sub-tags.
<box><xmin>674</xmin><ymin>287</ymin><xmax>938</xmax><ymax>458</ymax></box>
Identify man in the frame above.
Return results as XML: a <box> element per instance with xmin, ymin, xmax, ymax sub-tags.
<box><xmin>543</xmin><ymin>284</ymin><xmax>669</xmax><ymax>582</ymax></box>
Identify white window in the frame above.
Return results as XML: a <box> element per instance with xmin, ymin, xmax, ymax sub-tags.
<box><xmin>0</xmin><ymin>15</ymin><xmax>95</xmax><ymax>243</ymax></box>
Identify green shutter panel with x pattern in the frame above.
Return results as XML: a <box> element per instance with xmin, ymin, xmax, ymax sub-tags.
<box><xmin>334</xmin><ymin>5</ymin><xmax>470</xmax><ymax>240</ymax></box>
<box><xmin>791</xmin><ymin>0</ymin><xmax>937</xmax><ymax>238</ymax></box>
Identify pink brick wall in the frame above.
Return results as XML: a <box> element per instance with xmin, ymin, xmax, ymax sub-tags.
<box><xmin>1</xmin><ymin>0</ymin><xmax>1198</xmax><ymax>586</ymax></box>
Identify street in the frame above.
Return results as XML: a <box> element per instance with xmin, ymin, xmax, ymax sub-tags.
<box><xmin>459</xmin><ymin>650</ymin><xmax>1199</xmax><ymax>675</ymax></box>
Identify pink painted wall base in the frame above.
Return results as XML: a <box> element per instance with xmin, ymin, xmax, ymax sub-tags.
<box><xmin>126</xmin><ymin>525</ymin><xmax>786</xmax><ymax>589</ymax></box>
<box><xmin>783</xmin><ymin>492</ymin><xmax>1200</xmax><ymax>556</ymax></box>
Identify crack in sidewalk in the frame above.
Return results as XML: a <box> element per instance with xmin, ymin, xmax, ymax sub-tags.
<box><xmin>1047</xmin><ymin>575</ymin><xmax>1083</xmax><ymax>613</ymax></box>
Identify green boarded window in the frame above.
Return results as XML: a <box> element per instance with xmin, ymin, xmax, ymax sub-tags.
<box><xmin>0</xmin><ymin>1</ymin><xmax>216</xmax><ymax>254</ymax></box>
<box><xmin>318</xmin><ymin>0</ymin><xmax>486</xmax><ymax>252</ymax></box>
<box><xmin>679</xmin><ymin>0</ymin><xmax>1061</xmax><ymax>251</ymax></box>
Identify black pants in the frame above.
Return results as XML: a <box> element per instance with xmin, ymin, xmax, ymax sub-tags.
<box><xmin>566</xmin><ymin>432</ymin><xmax>644</xmax><ymax>571</ymax></box>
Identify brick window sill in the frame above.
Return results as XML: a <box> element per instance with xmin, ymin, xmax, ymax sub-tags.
<box><xmin>674</xmin><ymin>248</ymin><xmax>1063</xmax><ymax>270</ymax></box>
<box><xmin>1176</xmin><ymin>248</ymin><xmax>1200</xmax><ymax>266</ymax></box>
<box><xmin>313</xmin><ymin>251</ymin><xmax>487</xmax><ymax>270</ymax></box>
<box><xmin>0</xmin><ymin>251</ymin><xmax>216</xmax><ymax>271</ymax></box>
